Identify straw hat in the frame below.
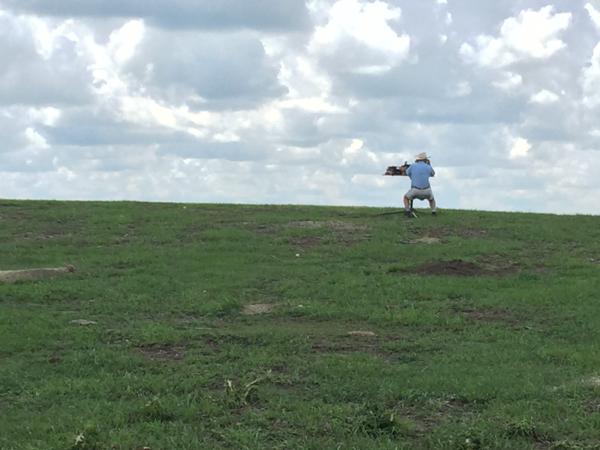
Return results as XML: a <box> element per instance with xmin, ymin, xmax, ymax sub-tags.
<box><xmin>415</xmin><ymin>152</ymin><xmax>430</xmax><ymax>161</ymax></box>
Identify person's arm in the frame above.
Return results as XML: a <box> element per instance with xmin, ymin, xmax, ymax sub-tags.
<box><xmin>430</xmin><ymin>166</ymin><xmax>435</xmax><ymax>177</ymax></box>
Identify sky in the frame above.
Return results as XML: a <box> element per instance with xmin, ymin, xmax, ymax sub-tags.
<box><xmin>0</xmin><ymin>0</ymin><xmax>599</xmax><ymax>214</ymax></box>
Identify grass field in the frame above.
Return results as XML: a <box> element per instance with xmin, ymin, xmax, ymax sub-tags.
<box><xmin>1</xmin><ymin>200</ymin><xmax>600</xmax><ymax>450</ymax></box>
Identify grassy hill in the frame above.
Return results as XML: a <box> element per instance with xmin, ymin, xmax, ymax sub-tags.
<box><xmin>1</xmin><ymin>200</ymin><xmax>600</xmax><ymax>450</ymax></box>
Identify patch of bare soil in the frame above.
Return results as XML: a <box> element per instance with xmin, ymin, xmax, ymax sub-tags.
<box><xmin>348</xmin><ymin>330</ymin><xmax>377</xmax><ymax>337</ymax></box>
<box><xmin>242</xmin><ymin>304</ymin><xmax>276</xmax><ymax>315</ymax></box>
<box><xmin>413</xmin><ymin>259</ymin><xmax>517</xmax><ymax>277</ymax></box>
<box><xmin>0</xmin><ymin>265</ymin><xmax>76</xmax><ymax>283</ymax></box>
<box><xmin>455</xmin><ymin>307</ymin><xmax>522</xmax><ymax>327</ymax></box>
<box><xmin>138</xmin><ymin>344</ymin><xmax>186</xmax><ymax>361</ymax></box>
<box><xmin>410</xmin><ymin>237</ymin><xmax>441</xmax><ymax>245</ymax></box>
<box><xmin>289</xmin><ymin>236</ymin><xmax>323</xmax><ymax>249</ymax></box>
<box><xmin>311</xmin><ymin>332</ymin><xmax>388</xmax><ymax>356</ymax></box>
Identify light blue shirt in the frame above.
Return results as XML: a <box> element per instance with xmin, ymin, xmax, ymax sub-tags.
<box><xmin>406</xmin><ymin>161</ymin><xmax>435</xmax><ymax>189</ymax></box>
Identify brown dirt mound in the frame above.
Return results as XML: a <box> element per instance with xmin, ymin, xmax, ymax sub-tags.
<box><xmin>413</xmin><ymin>259</ymin><xmax>516</xmax><ymax>277</ymax></box>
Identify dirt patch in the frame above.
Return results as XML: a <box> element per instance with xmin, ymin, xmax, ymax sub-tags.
<box><xmin>348</xmin><ymin>330</ymin><xmax>377</xmax><ymax>337</ymax></box>
<box><xmin>414</xmin><ymin>260</ymin><xmax>485</xmax><ymax>276</ymax></box>
<box><xmin>289</xmin><ymin>236</ymin><xmax>323</xmax><ymax>249</ymax></box>
<box><xmin>412</xmin><ymin>259</ymin><xmax>517</xmax><ymax>277</ymax></box>
<box><xmin>456</xmin><ymin>307</ymin><xmax>522</xmax><ymax>327</ymax></box>
<box><xmin>138</xmin><ymin>344</ymin><xmax>186</xmax><ymax>361</ymax></box>
<box><xmin>0</xmin><ymin>265</ymin><xmax>76</xmax><ymax>283</ymax></box>
<box><xmin>410</xmin><ymin>237</ymin><xmax>441</xmax><ymax>245</ymax></box>
<box><xmin>242</xmin><ymin>304</ymin><xmax>276</xmax><ymax>315</ymax></box>
<box><xmin>195</xmin><ymin>334</ymin><xmax>253</xmax><ymax>353</ymax></box>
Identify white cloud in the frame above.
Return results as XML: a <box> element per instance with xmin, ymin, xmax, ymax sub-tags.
<box><xmin>27</xmin><ymin>107</ymin><xmax>62</xmax><ymax>126</ymax></box>
<box><xmin>492</xmin><ymin>71</ymin><xmax>523</xmax><ymax>91</ymax></box>
<box><xmin>309</xmin><ymin>0</ymin><xmax>410</xmax><ymax>73</ymax></box>
<box><xmin>24</xmin><ymin>127</ymin><xmax>49</xmax><ymax>149</ymax></box>
<box><xmin>509</xmin><ymin>136</ymin><xmax>531</xmax><ymax>159</ymax></box>
<box><xmin>529</xmin><ymin>89</ymin><xmax>560</xmax><ymax>104</ymax></box>
<box><xmin>585</xmin><ymin>3</ymin><xmax>600</xmax><ymax>31</ymax></box>
<box><xmin>460</xmin><ymin>6</ymin><xmax>572</xmax><ymax>68</ymax></box>
<box><xmin>583</xmin><ymin>42</ymin><xmax>600</xmax><ymax>107</ymax></box>
<box><xmin>0</xmin><ymin>12</ymin><xmax>94</xmax><ymax>105</ymax></box>
<box><xmin>108</xmin><ymin>20</ymin><xmax>145</xmax><ymax>65</ymax></box>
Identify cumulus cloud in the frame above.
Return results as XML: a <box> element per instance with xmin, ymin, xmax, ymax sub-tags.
<box><xmin>492</xmin><ymin>72</ymin><xmax>523</xmax><ymax>91</ymax></box>
<box><xmin>460</xmin><ymin>6</ymin><xmax>572</xmax><ymax>68</ymax></box>
<box><xmin>582</xmin><ymin>42</ymin><xmax>600</xmax><ymax>107</ymax></box>
<box><xmin>585</xmin><ymin>2</ymin><xmax>600</xmax><ymax>31</ymax></box>
<box><xmin>529</xmin><ymin>89</ymin><xmax>560</xmax><ymax>104</ymax></box>
<box><xmin>124</xmin><ymin>29</ymin><xmax>288</xmax><ymax>109</ymax></box>
<box><xmin>309</xmin><ymin>0</ymin><xmax>410</xmax><ymax>74</ymax></box>
<box><xmin>509</xmin><ymin>136</ymin><xmax>531</xmax><ymax>159</ymax></box>
<box><xmin>0</xmin><ymin>12</ymin><xmax>94</xmax><ymax>105</ymax></box>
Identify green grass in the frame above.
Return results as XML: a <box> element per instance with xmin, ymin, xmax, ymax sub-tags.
<box><xmin>1</xmin><ymin>200</ymin><xmax>600</xmax><ymax>449</ymax></box>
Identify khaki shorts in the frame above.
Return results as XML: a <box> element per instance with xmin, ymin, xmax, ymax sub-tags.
<box><xmin>405</xmin><ymin>187</ymin><xmax>434</xmax><ymax>201</ymax></box>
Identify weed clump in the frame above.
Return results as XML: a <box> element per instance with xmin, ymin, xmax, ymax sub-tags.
<box><xmin>353</xmin><ymin>403</ymin><xmax>417</xmax><ymax>437</ymax></box>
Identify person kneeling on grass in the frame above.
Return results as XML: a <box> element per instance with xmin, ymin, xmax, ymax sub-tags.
<box><xmin>404</xmin><ymin>152</ymin><xmax>437</xmax><ymax>217</ymax></box>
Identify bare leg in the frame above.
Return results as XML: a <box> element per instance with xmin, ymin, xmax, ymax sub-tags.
<box><xmin>428</xmin><ymin>198</ymin><xmax>437</xmax><ymax>212</ymax></box>
<box><xmin>403</xmin><ymin>195</ymin><xmax>411</xmax><ymax>211</ymax></box>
